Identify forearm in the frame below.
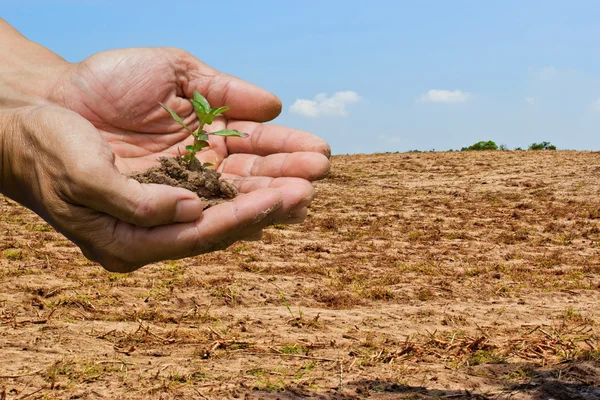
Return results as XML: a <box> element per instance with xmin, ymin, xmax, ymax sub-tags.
<box><xmin>0</xmin><ymin>18</ymin><xmax>70</xmax><ymax>108</ymax></box>
<box><xmin>0</xmin><ymin>107</ymin><xmax>28</xmax><ymax>201</ymax></box>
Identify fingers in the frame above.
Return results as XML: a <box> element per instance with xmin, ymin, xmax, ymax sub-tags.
<box><xmin>85</xmin><ymin>188</ymin><xmax>284</xmax><ymax>272</ymax></box>
<box><xmin>224</xmin><ymin>122</ymin><xmax>331</xmax><ymax>157</ymax></box>
<box><xmin>224</xmin><ymin>176</ymin><xmax>315</xmax><ymax>223</ymax></box>
<box><xmin>177</xmin><ymin>52</ymin><xmax>282</xmax><ymax>122</ymax></box>
<box><xmin>119</xmin><ymin>181</ymin><xmax>207</xmax><ymax>225</ymax></box>
<box><xmin>219</xmin><ymin>152</ymin><xmax>330</xmax><ymax>181</ymax></box>
<box><xmin>82</xmin><ymin>177</ymin><xmax>315</xmax><ymax>272</ymax></box>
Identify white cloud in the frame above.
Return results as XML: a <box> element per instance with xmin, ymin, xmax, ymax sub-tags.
<box><xmin>290</xmin><ymin>91</ymin><xmax>360</xmax><ymax>118</ymax></box>
<box><xmin>418</xmin><ymin>89</ymin><xmax>471</xmax><ymax>104</ymax></box>
<box><xmin>538</xmin><ymin>66</ymin><xmax>560</xmax><ymax>80</ymax></box>
<box><xmin>537</xmin><ymin>66</ymin><xmax>560</xmax><ymax>80</ymax></box>
<box><xmin>526</xmin><ymin>97</ymin><xmax>535</xmax><ymax>104</ymax></box>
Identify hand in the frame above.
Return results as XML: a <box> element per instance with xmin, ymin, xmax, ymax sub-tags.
<box><xmin>0</xmin><ymin>106</ymin><xmax>309</xmax><ymax>272</ymax></box>
<box><xmin>0</xmin><ymin>24</ymin><xmax>330</xmax><ymax>272</ymax></box>
<box><xmin>50</xmin><ymin>47</ymin><xmax>330</xmax><ymax>172</ymax></box>
<box><xmin>50</xmin><ymin>47</ymin><xmax>330</xmax><ymax>227</ymax></box>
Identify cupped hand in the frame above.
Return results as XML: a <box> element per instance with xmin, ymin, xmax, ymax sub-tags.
<box><xmin>0</xmin><ymin>106</ymin><xmax>316</xmax><ymax>272</ymax></box>
<box><xmin>50</xmin><ymin>47</ymin><xmax>330</xmax><ymax>174</ymax></box>
<box><xmin>49</xmin><ymin>47</ymin><xmax>330</xmax><ymax>231</ymax></box>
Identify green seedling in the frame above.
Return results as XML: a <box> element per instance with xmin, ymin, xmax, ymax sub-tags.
<box><xmin>159</xmin><ymin>91</ymin><xmax>248</xmax><ymax>166</ymax></box>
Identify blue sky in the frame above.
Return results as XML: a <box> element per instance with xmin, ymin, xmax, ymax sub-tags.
<box><xmin>3</xmin><ymin>0</ymin><xmax>600</xmax><ymax>154</ymax></box>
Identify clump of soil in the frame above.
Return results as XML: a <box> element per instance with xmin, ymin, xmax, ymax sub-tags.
<box><xmin>129</xmin><ymin>157</ymin><xmax>237</xmax><ymax>208</ymax></box>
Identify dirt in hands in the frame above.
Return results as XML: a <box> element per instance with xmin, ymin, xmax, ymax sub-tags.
<box><xmin>128</xmin><ymin>157</ymin><xmax>237</xmax><ymax>208</ymax></box>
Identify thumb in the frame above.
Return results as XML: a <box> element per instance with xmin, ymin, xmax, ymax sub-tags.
<box><xmin>176</xmin><ymin>51</ymin><xmax>282</xmax><ymax>122</ymax></box>
<box><xmin>70</xmin><ymin>168</ymin><xmax>205</xmax><ymax>227</ymax></box>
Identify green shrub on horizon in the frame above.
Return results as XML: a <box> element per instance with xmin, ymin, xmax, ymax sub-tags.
<box><xmin>402</xmin><ymin>140</ymin><xmax>557</xmax><ymax>153</ymax></box>
<box><xmin>461</xmin><ymin>140</ymin><xmax>499</xmax><ymax>151</ymax></box>
<box><xmin>528</xmin><ymin>141</ymin><xmax>557</xmax><ymax>150</ymax></box>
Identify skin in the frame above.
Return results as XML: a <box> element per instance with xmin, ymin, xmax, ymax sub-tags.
<box><xmin>0</xmin><ymin>19</ymin><xmax>330</xmax><ymax>272</ymax></box>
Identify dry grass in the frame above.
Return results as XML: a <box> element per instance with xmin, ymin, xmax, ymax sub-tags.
<box><xmin>1</xmin><ymin>150</ymin><xmax>600</xmax><ymax>399</ymax></box>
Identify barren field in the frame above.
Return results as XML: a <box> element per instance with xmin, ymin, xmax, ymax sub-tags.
<box><xmin>2</xmin><ymin>150</ymin><xmax>600</xmax><ymax>399</ymax></box>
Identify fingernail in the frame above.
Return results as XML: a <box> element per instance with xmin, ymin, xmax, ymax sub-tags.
<box><xmin>174</xmin><ymin>199</ymin><xmax>204</xmax><ymax>222</ymax></box>
<box><xmin>289</xmin><ymin>207</ymin><xmax>308</xmax><ymax>219</ymax></box>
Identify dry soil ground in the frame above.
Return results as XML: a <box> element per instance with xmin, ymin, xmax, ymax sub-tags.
<box><xmin>2</xmin><ymin>150</ymin><xmax>600</xmax><ymax>400</ymax></box>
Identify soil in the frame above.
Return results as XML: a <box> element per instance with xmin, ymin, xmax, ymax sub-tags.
<box><xmin>2</xmin><ymin>150</ymin><xmax>600</xmax><ymax>399</ymax></box>
<box><xmin>128</xmin><ymin>157</ymin><xmax>237</xmax><ymax>208</ymax></box>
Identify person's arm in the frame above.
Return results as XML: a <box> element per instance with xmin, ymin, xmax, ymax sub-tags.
<box><xmin>0</xmin><ymin>18</ymin><xmax>69</xmax><ymax>108</ymax></box>
<box><xmin>0</xmin><ymin>19</ymin><xmax>329</xmax><ymax>272</ymax></box>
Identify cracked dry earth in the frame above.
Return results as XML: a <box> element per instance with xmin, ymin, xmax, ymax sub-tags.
<box><xmin>2</xmin><ymin>150</ymin><xmax>600</xmax><ymax>399</ymax></box>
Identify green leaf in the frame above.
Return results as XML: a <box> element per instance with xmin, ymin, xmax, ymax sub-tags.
<box><xmin>193</xmin><ymin>91</ymin><xmax>210</xmax><ymax>113</ymax></box>
<box><xmin>189</xmin><ymin>99</ymin><xmax>207</xmax><ymax>116</ymax></box>
<box><xmin>210</xmin><ymin>106</ymin><xmax>231</xmax><ymax>116</ymax></box>
<box><xmin>201</xmin><ymin>113</ymin><xmax>215</xmax><ymax>125</ymax></box>
<box><xmin>185</xmin><ymin>145</ymin><xmax>196</xmax><ymax>153</ymax></box>
<box><xmin>198</xmin><ymin>132</ymin><xmax>209</xmax><ymax>141</ymax></box>
<box><xmin>210</xmin><ymin>129</ymin><xmax>249</xmax><ymax>138</ymax></box>
<box><xmin>202</xmin><ymin>162</ymin><xmax>214</xmax><ymax>168</ymax></box>
<box><xmin>159</xmin><ymin>102</ymin><xmax>192</xmax><ymax>134</ymax></box>
<box><xmin>189</xmin><ymin>100</ymin><xmax>216</xmax><ymax>126</ymax></box>
<box><xmin>195</xmin><ymin>139</ymin><xmax>210</xmax><ymax>149</ymax></box>
<box><xmin>195</xmin><ymin>141</ymin><xmax>208</xmax><ymax>151</ymax></box>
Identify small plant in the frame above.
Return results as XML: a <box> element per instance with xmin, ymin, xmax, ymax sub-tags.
<box><xmin>461</xmin><ymin>140</ymin><xmax>498</xmax><ymax>151</ymax></box>
<box><xmin>469</xmin><ymin>349</ymin><xmax>505</xmax><ymax>365</ymax></box>
<box><xmin>279</xmin><ymin>289</ymin><xmax>304</xmax><ymax>324</ymax></box>
<box><xmin>159</xmin><ymin>91</ymin><xmax>248</xmax><ymax>166</ymax></box>
<box><xmin>3</xmin><ymin>248</ymin><xmax>22</xmax><ymax>260</ymax></box>
<box><xmin>528</xmin><ymin>141</ymin><xmax>556</xmax><ymax>150</ymax></box>
<box><xmin>280</xmin><ymin>344</ymin><xmax>307</xmax><ymax>355</ymax></box>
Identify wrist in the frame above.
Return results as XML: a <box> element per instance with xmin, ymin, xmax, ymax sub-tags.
<box><xmin>0</xmin><ymin>62</ymin><xmax>70</xmax><ymax>109</ymax></box>
<box><xmin>0</xmin><ymin>19</ymin><xmax>71</xmax><ymax>109</ymax></box>
<box><xmin>0</xmin><ymin>106</ymin><xmax>49</xmax><ymax>213</ymax></box>
<box><xmin>0</xmin><ymin>108</ymin><xmax>18</xmax><ymax>196</ymax></box>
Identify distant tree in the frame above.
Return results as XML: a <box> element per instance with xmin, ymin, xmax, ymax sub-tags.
<box><xmin>528</xmin><ymin>141</ymin><xmax>557</xmax><ymax>150</ymax></box>
<box><xmin>461</xmin><ymin>140</ymin><xmax>499</xmax><ymax>151</ymax></box>
<box><xmin>499</xmin><ymin>144</ymin><xmax>508</xmax><ymax>151</ymax></box>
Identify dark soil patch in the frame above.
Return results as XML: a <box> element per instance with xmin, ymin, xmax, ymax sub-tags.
<box><xmin>129</xmin><ymin>157</ymin><xmax>237</xmax><ymax>208</ymax></box>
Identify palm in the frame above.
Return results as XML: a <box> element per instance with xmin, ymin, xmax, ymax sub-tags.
<box><xmin>52</xmin><ymin>48</ymin><xmax>215</xmax><ymax>171</ymax></box>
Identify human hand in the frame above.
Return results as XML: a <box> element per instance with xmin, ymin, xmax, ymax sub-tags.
<box><xmin>0</xmin><ymin>106</ymin><xmax>310</xmax><ymax>272</ymax></box>
<box><xmin>0</xmin><ymin>21</ymin><xmax>331</xmax><ymax>271</ymax></box>
<box><xmin>50</xmin><ymin>47</ymin><xmax>330</xmax><ymax>225</ymax></box>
